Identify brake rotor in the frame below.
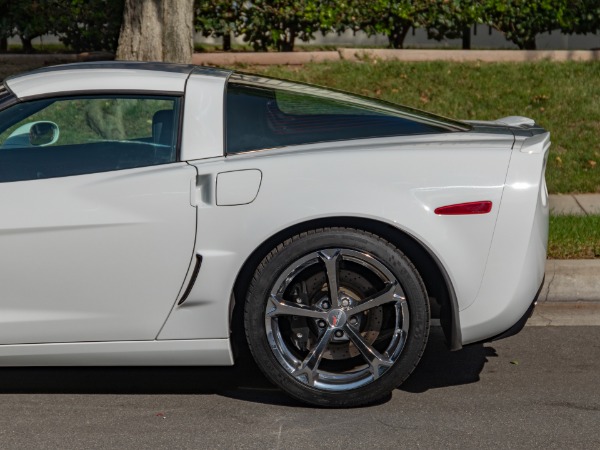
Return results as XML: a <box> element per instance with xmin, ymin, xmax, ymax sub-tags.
<box><xmin>321</xmin><ymin>285</ymin><xmax>383</xmax><ymax>360</ymax></box>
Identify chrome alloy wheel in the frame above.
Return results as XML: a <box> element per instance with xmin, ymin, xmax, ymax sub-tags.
<box><xmin>265</xmin><ymin>248</ymin><xmax>409</xmax><ymax>391</ymax></box>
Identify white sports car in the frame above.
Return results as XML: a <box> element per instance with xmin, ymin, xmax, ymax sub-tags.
<box><xmin>0</xmin><ymin>62</ymin><xmax>549</xmax><ymax>407</ymax></box>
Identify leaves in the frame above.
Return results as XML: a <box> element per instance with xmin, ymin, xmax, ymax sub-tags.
<box><xmin>52</xmin><ymin>0</ymin><xmax>124</xmax><ymax>52</ymax></box>
<box><xmin>2</xmin><ymin>0</ymin><xmax>598</xmax><ymax>53</ymax></box>
<box><xmin>0</xmin><ymin>0</ymin><xmax>123</xmax><ymax>53</ymax></box>
<box><xmin>483</xmin><ymin>0</ymin><xmax>569</xmax><ymax>50</ymax></box>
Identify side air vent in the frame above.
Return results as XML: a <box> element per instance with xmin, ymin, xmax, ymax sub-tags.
<box><xmin>177</xmin><ymin>254</ymin><xmax>203</xmax><ymax>305</ymax></box>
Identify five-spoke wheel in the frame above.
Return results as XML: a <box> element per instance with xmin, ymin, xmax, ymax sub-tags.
<box><xmin>245</xmin><ymin>228</ymin><xmax>429</xmax><ymax>407</ymax></box>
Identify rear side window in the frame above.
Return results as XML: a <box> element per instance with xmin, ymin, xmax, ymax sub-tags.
<box><xmin>226</xmin><ymin>77</ymin><xmax>467</xmax><ymax>154</ymax></box>
<box><xmin>0</xmin><ymin>95</ymin><xmax>180</xmax><ymax>182</ymax></box>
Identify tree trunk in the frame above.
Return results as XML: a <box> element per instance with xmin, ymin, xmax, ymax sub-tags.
<box><xmin>462</xmin><ymin>26</ymin><xmax>471</xmax><ymax>50</ymax></box>
<box><xmin>162</xmin><ymin>0</ymin><xmax>194</xmax><ymax>62</ymax></box>
<box><xmin>116</xmin><ymin>0</ymin><xmax>194</xmax><ymax>63</ymax></box>
<box><xmin>280</xmin><ymin>29</ymin><xmax>295</xmax><ymax>52</ymax></box>
<box><xmin>223</xmin><ymin>33</ymin><xmax>231</xmax><ymax>51</ymax></box>
<box><xmin>0</xmin><ymin>37</ymin><xmax>7</xmax><ymax>53</ymax></box>
<box><xmin>522</xmin><ymin>38</ymin><xmax>537</xmax><ymax>50</ymax></box>
<box><xmin>20</xmin><ymin>36</ymin><xmax>34</xmax><ymax>53</ymax></box>
<box><xmin>387</xmin><ymin>22</ymin><xmax>411</xmax><ymax>49</ymax></box>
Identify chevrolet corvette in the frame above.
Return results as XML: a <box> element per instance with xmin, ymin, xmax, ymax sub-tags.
<box><xmin>0</xmin><ymin>62</ymin><xmax>549</xmax><ymax>407</ymax></box>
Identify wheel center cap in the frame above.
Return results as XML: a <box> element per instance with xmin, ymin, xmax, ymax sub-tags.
<box><xmin>327</xmin><ymin>309</ymin><xmax>347</xmax><ymax>328</ymax></box>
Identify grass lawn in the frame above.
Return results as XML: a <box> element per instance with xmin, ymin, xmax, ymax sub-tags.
<box><xmin>548</xmin><ymin>215</ymin><xmax>600</xmax><ymax>259</ymax></box>
<box><xmin>252</xmin><ymin>60</ymin><xmax>600</xmax><ymax>194</ymax></box>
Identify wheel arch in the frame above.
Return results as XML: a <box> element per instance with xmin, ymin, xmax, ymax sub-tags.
<box><xmin>231</xmin><ymin>217</ymin><xmax>462</xmax><ymax>354</ymax></box>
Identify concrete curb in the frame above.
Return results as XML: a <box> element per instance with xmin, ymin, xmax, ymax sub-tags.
<box><xmin>541</xmin><ymin>260</ymin><xmax>600</xmax><ymax>303</ymax></box>
<box><xmin>2</xmin><ymin>49</ymin><xmax>600</xmax><ymax>67</ymax></box>
<box><xmin>529</xmin><ymin>302</ymin><xmax>600</xmax><ymax>326</ymax></box>
<box><xmin>529</xmin><ymin>260</ymin><xmax>600</xmax><ymax>326</ymax></box>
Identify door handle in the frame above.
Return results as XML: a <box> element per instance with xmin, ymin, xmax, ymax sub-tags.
<box><xmin>190</xmin><ymin>174</ymin><xmax>213</xmax><ymax>207</ymax></box>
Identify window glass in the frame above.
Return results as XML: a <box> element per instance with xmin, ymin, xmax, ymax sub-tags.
<box><xmin>226</xmin><ymin>76</ymin><xmax>468</xmax><ymax>154</ymax></box>
<box><xmin>0</xmin><ymin>95</ymin><xmax>180</xmax><ymax>182</ymax></box>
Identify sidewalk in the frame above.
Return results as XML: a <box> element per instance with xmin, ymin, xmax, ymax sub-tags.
<box><xmin>191</xmin><ymin>49</ymin><xmax>600</xmax><ymax>65</ymax></box>
<box><xmin>549</xmin><ymin>194</ymin><xmax>600</xmax><ymax>215</ymax></box>
<box><xmin>2</xmin><ymin>49</ymin><xmax>599</xmax><ymax>68</ymax></box>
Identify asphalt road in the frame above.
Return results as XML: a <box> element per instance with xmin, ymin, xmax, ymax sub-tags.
<box><xmin>0</xmin><ymin>326</ymin><xmax>598</xmax><ymax>449</ymax></box>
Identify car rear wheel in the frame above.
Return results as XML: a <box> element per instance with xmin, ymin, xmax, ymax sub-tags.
<box><xmin>244</xmin><ymin>227</ymin><xmax>430</xmax><ymax>407</ymax></box>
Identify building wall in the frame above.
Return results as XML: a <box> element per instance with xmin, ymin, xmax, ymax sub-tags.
<box><xmin>200</xmin><ymin>27</ymin><xmax>599</xmax><ymax>50</ymax></box>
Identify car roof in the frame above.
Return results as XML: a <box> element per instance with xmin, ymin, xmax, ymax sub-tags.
<box><xmin>4</xmin><ymin>61</ymin><xmax>232</xmax><ymax>100</ymax></box>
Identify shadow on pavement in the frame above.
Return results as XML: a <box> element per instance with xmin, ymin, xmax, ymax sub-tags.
<box><xmin>0</xmin><ymin>328</ymin><xmax>494</xmax><ymax>405</ymax></box>
<box><xmin>400</xmin><ymin>327</ymin><xmax>496</xmax><ymax>393</ymax></box>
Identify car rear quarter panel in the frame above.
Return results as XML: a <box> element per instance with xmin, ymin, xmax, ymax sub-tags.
<box><xmin>460</xmin><ymin>132</ymin><xmax>550</xmax><ymax>344</ymax></box>
<box><xmin>158</xmin><ymin>134</ymin><xmax>513</xmax><ymax>341</ymax></box>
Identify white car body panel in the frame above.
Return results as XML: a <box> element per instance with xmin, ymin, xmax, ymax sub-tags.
<box><xmin>0</xmin><ymin>164</ymin><xmax>197</xmax><ymax>344</ymax></box>
<box><xmin>180</xmin><ymin>74</ymin><xmax>227</xmax><ymax>161</ymax></box>
<box><xmin>0</xmin><ymin>62</ymin><xmax>549</xmax><ymax>368</ymax></box>
<box><xmin>460</xmin><ymin>133</ymin><xmax>550</xmax><ymax>343</ymax></box>
<box><xmin>158</xmin><ymin>134</ymin><xmax>512</xmax><ymax>340</ymax></box>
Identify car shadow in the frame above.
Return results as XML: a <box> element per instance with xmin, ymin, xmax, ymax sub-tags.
<box><xmin>0</xmin><ymin>328</ymin><xmax>494</xmax><ymax>406</ymax></box>
<box><xmin>400</xmin><ymin>327</ymin><xmax>497</xmax><ymax>393</ymax></box>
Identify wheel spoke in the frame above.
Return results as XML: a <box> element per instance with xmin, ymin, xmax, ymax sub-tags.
<box><xmin>267</xmin><ymin>295</ymin><xmax>327</xmax><ymax>320</ymax></box>
<box><xmin>348</xmin><ymin>282</ymin><xmax>404</xmax><ymax>316</ymax></box>
<box><xmin>264</xmin><ymin>245</ymin><xmax>415</xmax><ymax>394</ymax></box>
<box><xmin>318</xmin><ymin>249</ymin><xmax>341</xmax><ymax>307</ymax></box>
<box><xmin>291</xmin><ymin>328</ymin><xmax>334</xmax><ymax>386</ymax></box>
<box><xmin>345</xmin><ymin>325</ymin><xmax>392</xmax><ymax>380</ymax></box>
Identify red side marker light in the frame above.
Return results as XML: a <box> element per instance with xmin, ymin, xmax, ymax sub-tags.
<box><xmin>434</xmin><ymin>201</ymin><xmax>493</xmax><ymax>215</ymax></box>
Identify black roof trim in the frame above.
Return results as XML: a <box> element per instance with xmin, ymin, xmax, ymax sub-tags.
<box><xmin>191</xmin><ymin>65</ymin><xmax>232</xmax><ymax>79</ymax></box>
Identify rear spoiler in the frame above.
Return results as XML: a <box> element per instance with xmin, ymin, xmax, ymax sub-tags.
<box><xmin>493</xmin><ymin>116</ymin><xmax>535</xmax><ymax>127</ymax></box>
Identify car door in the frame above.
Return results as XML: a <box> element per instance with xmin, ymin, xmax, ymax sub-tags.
<box><xmin>0</xmin><ymin>94</ymin><xmax>197</xmax><ymax>344</ymax></box>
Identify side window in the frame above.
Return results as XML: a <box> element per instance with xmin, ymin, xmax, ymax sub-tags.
<box><xmin>0</xmin><ymin>95</ymin><xmax>180</xmax><ymax>182</ymax></box>
<box><xmin>226</xmin><ymin>83</ymin><xmax>451</xmax><ymax>154</ymax></box>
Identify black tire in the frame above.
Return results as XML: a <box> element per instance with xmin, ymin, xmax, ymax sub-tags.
<box><xmin>244</xmin><ymin>227</ymin><xmax>430</xmax><ymax>407</ymax></box>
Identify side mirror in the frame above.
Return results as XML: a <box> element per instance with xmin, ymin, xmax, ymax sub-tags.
<box><xmin>29</xmin><ymin>121</ymin><xmax>59</xmax><ymax>146</ymax></box>
<box><xmin>2</xmin><ymin>121</ymin><xmax>60</xmax><ymax>149</ymax></box>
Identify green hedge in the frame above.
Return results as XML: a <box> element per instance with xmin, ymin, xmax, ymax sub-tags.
<box><xmin>1</xmin><ymin>1</ymin><xmax>598</xmax><ymax>53</ymax></box>
<box><xmin>194</xmin><ymin>0</ymin><xmax>600</xmax><ymax>51</ymax></box>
